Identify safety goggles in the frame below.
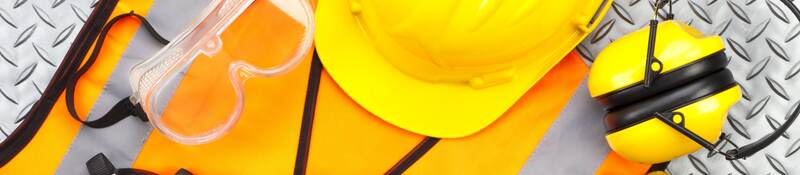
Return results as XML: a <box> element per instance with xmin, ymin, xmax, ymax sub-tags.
<box><xmin>129</xmin><ymin>0</ymin><xmax>314</xmax><ymax>144</ymax></box>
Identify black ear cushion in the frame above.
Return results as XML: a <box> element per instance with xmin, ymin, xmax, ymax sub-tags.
<box><xmin>595</xmin><ymin>51</ymin><xmax>728</xmax><ymax>110</ymax></box>
<box><xmin>604</xmin><ymin>69</ymin><xmax>737</xmax><ymax>134</ymax></box>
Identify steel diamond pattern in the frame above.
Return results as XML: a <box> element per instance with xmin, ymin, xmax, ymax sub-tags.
<box><xmin>580</xmin><ymin>0</ymin><xmax>800</xmax><ymax>174</ymax></box>
<box><xmin>0</xmin><ymin>1</ymin><xmax>93</xmax><ymax>143</ymax></box>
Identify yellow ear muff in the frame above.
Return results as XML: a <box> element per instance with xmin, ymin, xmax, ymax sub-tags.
<box><xmin>587</xmin><ymin>21</ymin><xmax>741</xmax><ymax>163</ymax></box>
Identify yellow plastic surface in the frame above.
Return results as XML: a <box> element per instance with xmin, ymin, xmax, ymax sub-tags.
<box><xmin>588</xmin><ymin>21</ymin><xmax>725</xmax><ymax>97</ymax></box>
<box><xmin>0</xmin><ymin>1</ymin><xmax>154</xmax><ymax>173</ymax></box>
<box><xmin>605</xmin><ymin>86</ymin><xmax>741</xmax><ymax>163</ymax></box>
<box><xmin>316</xmin><ymin>0</ymin><xmax>612</xmax><ymax>138</ymax></box>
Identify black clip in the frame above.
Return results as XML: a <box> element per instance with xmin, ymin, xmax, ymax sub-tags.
<box><xmin>658</xmin><ymin>111</ymin><xmax>684</xmax><ymax>126</ymax></box>
<box><xmin>710</xmin><ymin>133</ymin><xmax>742</xmax><ymax>160</ymax></box>
<box><xmin>644</xmin><ymin>20</ymin><xmax>663</xmax><ymax>87</ymax></box>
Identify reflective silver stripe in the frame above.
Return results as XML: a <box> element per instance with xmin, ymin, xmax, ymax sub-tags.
<box><xmin>55</xmin><ymin>1</ymin><xmax>209</xmax><ymax>174</ymax></box>
<box><xmin>519</xmin><ymin>79</ymin><xmax>611</xmax><ymax>174</ymax></box>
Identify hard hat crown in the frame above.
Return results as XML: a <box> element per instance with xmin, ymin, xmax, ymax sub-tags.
<box><xmin>352</xmin><ymin>0</ymin><xmax>591</xmax><ymax>87</ymax></box>
<box><xmin>316</xmin><ymin>0</ymin><xmax>611</xmax><ymax>138</ymax></box>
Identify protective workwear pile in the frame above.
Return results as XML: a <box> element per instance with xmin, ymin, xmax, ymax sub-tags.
<box><xmin>0</xmin><ymin>0</ymin><xmax>798</xmax><ymax>174</ymax></box>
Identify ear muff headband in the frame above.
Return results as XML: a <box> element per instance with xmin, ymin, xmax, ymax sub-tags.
<box><xmin>605</xmin><ymin>69</ymin><xmax>737</xmax><ymax>133</ymax></box>
<box><xmin>596</xmin><ymin>50</ymin><xmax>728</xmax><ymax>110</ymax></box>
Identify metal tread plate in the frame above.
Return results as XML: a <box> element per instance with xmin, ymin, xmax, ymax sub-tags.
<box><xmin>579</xmin><ymin>0</ymin><xmax>800</xmax><ymax>174</ymax></box>
<box><xmin>0</xmin><ymin>0</ymin><xmax>94</xmax><ymax>142</ymax></box>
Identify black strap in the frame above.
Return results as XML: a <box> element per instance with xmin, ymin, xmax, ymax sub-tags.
<box><xmin>65</xmin><ymin>11</ymin><xmax>169</xmax><ymax>128</ymax></box>
<box><xmin>293</xmin><ymin>51</ymin><xmax>323</xmax><ymax>175</ymax></box>
<box><xmin>86</xmin><ymin>153</ymin><xmax>191</xmax><ymax>175</ymax></box>
<box><xmin>291</xmin><ymin>52</ymin><xmax>441</xmax><ymax>175</ymax></box>
<box><xmin>724</xmin><ymin>99</ymin><xmax>800</xmax><ymax>159</ymax></box>
<box><xmin>385</xmin><ymin>137</ymin><xmax>440</xmax><ymax>175</ymax></box>
<box><xmin>75</xmin><ymin>98</ymin><xmax>148</xmax><ymax>128</ymax></box>
<box><xmin>86</xmin><ymin>153</ymin><xmax>117</xmax><ymax>175</ymax></box>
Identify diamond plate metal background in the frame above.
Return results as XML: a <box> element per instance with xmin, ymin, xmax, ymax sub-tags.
<box><xmin>578</xmin><ymin>0</ymin><xmax>800</xmax><ymax>174</ymax></box>
<box><xmin>0</xmin><ymin>0</ymin><xmax>94</xmax><ymax>143</ymax></box>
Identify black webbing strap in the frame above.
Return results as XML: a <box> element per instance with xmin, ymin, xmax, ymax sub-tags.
<box><xmin>293</xmin><ymin>51</ymin><xmax>323</xmax><ymax>175</ymax></box>
<box><xmin>291</xmin><ymin>52</ymin><xmax>441</xmax><ymax>175</ymax></box>
<box><xmin>65</xmin><ymin>11</ymin><xmax>169</xmax><ymax>128</ymax></box>
<box><xmin>385</xmin><ymin>137</ymin><xmax>441</xmax><ymax>175</ymax></box>
<box><xmin>74</xmin><ymin>97</ymin><xmax>147</xmax><ymax>128</ymax></box>
<box><xmin>86</xmin><ymin>153</ymin><xmax>192</xmax><ymax>175</ymax></box>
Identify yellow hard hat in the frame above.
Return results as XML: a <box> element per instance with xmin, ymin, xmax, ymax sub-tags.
<box><xmin>316</xmin><ymin>0</ymin><xmax>612</xmax><ymax>138</ymax></box>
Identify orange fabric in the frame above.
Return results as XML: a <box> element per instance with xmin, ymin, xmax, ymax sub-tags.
<box><xmin>594</xmin><ymin>152</ymin><xmax>652</xmax><ymax>175</ymax></box>
<box><xmin>132</xmin><ymin>51</ymin><xmax>313</xmax><ymax>174</ymax></box>
<box><xmin>305</xmin><ymin>71</ymin><xmax>427</xmax><ymax>173</ymax></box>
<box><xmin>133</xmin><ymin>51</ymin><xmax>585</xmax><ymax>174</ymax></box>
<box><xmin>0</xmin><ymin>1</ymin><xmax>154</xmax><ymax>174</ymax></box>
<box><xmin>133</xmin><ymin>58</ymin><xmax>313</xmax><ymax>174</ymax></box>
<box><xmin>308</xmin><ymin>52</ymin><xmax>587</xmax><ymax>174</ymax></box>
<box><xmin>155</xmin><ymin>0</ymin><xmax>309</xmax><ymax>136</ymax></box>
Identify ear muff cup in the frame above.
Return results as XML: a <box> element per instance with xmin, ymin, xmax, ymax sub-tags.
<box><xmin>604</xmin><ymin>68</ymin><xmax>741</xmax><ymax>163</ymax></box>
<box><xmin>589</xmin><ymin>20</ymin><xmax>747</xmax><ymax>163</ymax></box>
<box><xmin>594</xmin><ymin>51</ymin><xmax>728</xmax><ymax>110</ymax></box>
<box><xmin>604</xmin><ymin>69</ymin><xmax>737</xmax><ymax>133</ymax></box>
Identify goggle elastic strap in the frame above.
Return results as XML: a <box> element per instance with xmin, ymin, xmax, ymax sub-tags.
<box><xmin>65</xmin><ymin>12</ymin><xmax>169</xmax><ymax>128</ymax></box>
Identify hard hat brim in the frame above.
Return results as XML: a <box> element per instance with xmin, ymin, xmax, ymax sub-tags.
<box><xmin>315</xmin><ymin>0</ymin><xmax>609</xmax><ymax>138</ymax></box>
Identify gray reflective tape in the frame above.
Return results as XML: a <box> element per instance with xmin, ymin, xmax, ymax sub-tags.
<box><xmin>55</xmin><ymin>1</ymin><xmax>209</xmax><ymax>174</ymax></box>
<box><xmin>519</xmin><ymin>79</ymin><xmax>611</xmax><ymax>175</ymax></box>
